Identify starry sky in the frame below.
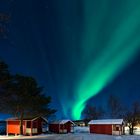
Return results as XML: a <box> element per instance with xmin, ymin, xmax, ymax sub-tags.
<box><xmin>0</xmin><ymin>0</ymin><xmax>140</xmax><ymax>120</ymax></box>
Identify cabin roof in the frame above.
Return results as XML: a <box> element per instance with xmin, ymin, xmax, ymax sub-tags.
<box><xmin>6</xmin><ymin>116</ymin><xmax>47</xmax><ymax>122</ymax></box>
<box><xmin>88</xmin><ymin>119</ymin><xmax>124</xmax><ymax>125</ymax></box>
<box><xmin>50</xmin><ymin>120</ymin><xmax>75</xmax><ymax>125</ymax></box>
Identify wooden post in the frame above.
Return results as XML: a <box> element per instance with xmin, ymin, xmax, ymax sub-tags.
<box><xmin>19</xmin><ymin>112</ymin><xmax>24</xmax><ymax>135</ymax></box>
<box><xmin>112</xmin><ymin>125</ymin><xmax>113</xmax><ymax>135</ymax></box>
<box><xmin>119</xmin><ymin>125</ymin><xmax>122</xmax><ymax>135</ymax></box>
<box><xmin>6</xmin><ymin>121</ymin><xmax>8</xmax><ymax>136</ymax></box>
<box><xmin>62</xmin><ymin>124</ymin><xmax>63</xmax><ymax>133</ymax></box>
<box><xmin>30</xmin><ymin>121</ymin><xmax>33</xmax><ymax>136</ymax></box>
<box><xmin>25</xmin><ymin>121</ymin><xmax>27</xmax><ymax>135</ymax></box>
<box><xmin>37</xmin><ymin>121</ymin><xmax>38</xmax><ymax>134</ymax></box>
<box><xmin>58</xmin><ymin>124</ymin><xmax>60</xmax><ymax>133</ymax></box>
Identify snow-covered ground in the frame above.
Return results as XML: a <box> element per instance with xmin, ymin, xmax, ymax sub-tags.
<box><xmin>74</xmin><ymin>126</ymin><xmax>89</xmax><ymax>133</ymax></box>
<box><xmin>1</xmin><ymin>133</ymin><xmax>140</xmax><ymax>140</ymax></box>
<box><xmin>1</xmin><ymin>127</ymin><xmax>140</xmax><ymax>140</ymax></box>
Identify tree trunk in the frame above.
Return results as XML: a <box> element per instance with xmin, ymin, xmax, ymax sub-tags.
<box><xmin>19</xmin><ymin>112</ymin><xmax>24</xmax><ymax>135</ymax></box>
<box><xmin>129</xmin><ymin>126</ymin><xmax>131</xmax><ymax>135</ymax></box>
<box><xmin>129</xmin><ymin>126</ymin><xmax>134</xmax><ymax>135</ymax></box>
<box><xmin>131</xmin><ymin>125</ymin><xmax>134</xmax><ymax>135</ymax></box>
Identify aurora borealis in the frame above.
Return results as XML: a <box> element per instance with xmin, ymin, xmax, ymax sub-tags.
<box><xmin>0</xmin><ymin>0</ymin><xmax>140</xmax><ymax>120</ymax></box>
<box><xmin>54</xmin><ymin>0</ymin><xmax>140</xmax><ymax>119</ymax></box>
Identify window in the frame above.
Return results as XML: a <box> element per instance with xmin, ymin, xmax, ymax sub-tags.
<box><xmin>33</xmin><ymin>121</ymin><xmax>37</xmax><ymax>128</ymax></box>
<box><xmin>27</xmin><ymin>121</ymin><xmax>31</xmax><ymax>128</ymax></box>
<box><xmin>116</xmin><ymin>127</ymin><xmax>119</xmax><ymax>131</ymax></box>
<box><xmin>113</xmin><ymin>125</ymin><xmax>120</xmax><ymax>131</ymax></box>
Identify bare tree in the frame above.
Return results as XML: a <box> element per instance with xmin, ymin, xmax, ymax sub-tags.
<box><xmin>125</xmin><ymin>102</ymin><xmax>140</xmax><ymax>135</ymax></box>
<box><xmin>83</xmin><ymin>105</ymin><xmax>104</xmax><ymax>120</ymax></box>
<box><xmin>108</xmin><ymin>94</ymin><xmax>124</xmax><ymax>118</ymax></box>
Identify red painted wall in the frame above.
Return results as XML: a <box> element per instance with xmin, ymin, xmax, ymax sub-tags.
<box><xmin>7</xmin><ymin>118</ymin><xmax>45</xmax><ymax>135</ymax></box>
<box><xmin>89</xmin><ymin>124</ymin><xmax>112</xmax><ymax>135</ymax></box>
<box><xmin>63</xmin><ymin>122</ymin><xmax>71</xmax><ymax>133</ymax></box>
<box><xmin>7</xmin><ymin>120</ymin><xmax>26</xmax><ymax>135</ymax></box>
<box><xmin>49</xmin><ymin>122</ymin><xmax>72</xmax><ymax>133</ymax></box>
<box><xmin>49</xmin><ymin>124</ymin><xmax>59</xmax><ymax>133</ymax></box>
<box><xmin>33</xmin><ymin>118</ymin><xmax>43</xmax><ymax>134</ymax></box>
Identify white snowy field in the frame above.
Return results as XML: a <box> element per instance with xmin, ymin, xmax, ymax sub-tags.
<box><xmin>1</xmin><ymin>127</ymin><xmax>140</xmax><ymax>140</ymax></box>
<box><xmin>1</xmin><ymin>133</ymin><xmax>140</xmax><ymax>140</ymax></box>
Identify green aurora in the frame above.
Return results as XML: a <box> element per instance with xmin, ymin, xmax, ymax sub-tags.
<box><xmin>54</xmin><ymin>0</ymin><xmax>140</xmax><ymax>120</ymax></box>
<box><xmin>72</xmin><ymin>1</ymin><xmax>140</xmax><ymax>119</ymax></box>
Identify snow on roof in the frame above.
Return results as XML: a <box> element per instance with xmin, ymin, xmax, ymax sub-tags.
<box><xmin>88</xmin><ymin>119</ymin><xmax>124</xmax><ymax>125</ymax></box>
<box><xmin>60</xmin><ymin>120</ymin><xmax>74</xmax><ymax>124</ymax></box>
<box><xmin>6</xmin><ymin>116</ymin><xmax>48</xmax><ymax>122</ymax></box>
<box><xmin>32</xmin><ymin>116</ymin><xmax>48</xmax><ymax>122</ymax></box>
<box><xmin>6</xmin><ymin>117</ymin><xmax>18</xmax><ymax>121</ymax></box>
<box><xmin>50</xmin><ymin>120</ymin><xmax>75</xmax><ymax>125</ymax></box>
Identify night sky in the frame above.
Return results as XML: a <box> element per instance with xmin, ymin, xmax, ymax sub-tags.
<box><xmin>0</xmin><ymin>0</ymin><xmax>140</xmax><ymax>120</ymax></box>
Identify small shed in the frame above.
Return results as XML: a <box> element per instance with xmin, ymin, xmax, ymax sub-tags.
<box><xmin>6</xmin><ymin>116</ymin><xmax>47</xmax><ymax>136</ymax></box>
<box><xmin>88</xmin><ymin>119</ymin><xmax>124</xmax><ymax>135</ymax></box>
<box><xmin>49</xmin><ymin>120</ymin><xmax>75</xmax><ymax>133</ymax></box>
<box><xmin>73</xmin><ymin>119</ymin><xmax>90</xmax><ymax>127</ymax></box>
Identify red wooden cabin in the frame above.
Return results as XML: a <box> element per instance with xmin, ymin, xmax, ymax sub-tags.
<box><xmin>6</xmin><ymin>116</ymin><xmax>47</xmax><ymax>136</ymax></box>
<box><xmin>49</xmin><ymin>120</ymin><xmax>75</xmax><ymax>133</ymax></box>
<box><xmin>88</xmin><ymin>119</ymin><xmax>124</xmax><ymax>135</ymax></box>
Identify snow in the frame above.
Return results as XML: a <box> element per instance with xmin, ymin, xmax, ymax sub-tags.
<box><xmin>1</xmin><ymin>127</ymin><xmax>140</xmax><ymax>139</ymax></box>
<box><xmin>51</xmin><ymin>119</ymin><xmax>75</xmax><ymax>124</ymax></box>
<box><xmin>125</xmin><ymin>126</ymin><xmax>140</xmax><ymax>135</ymax></box>
<box><xmin>60</xmin><ymin>120</ymin><xmax>75</xmax><ymax>124</ymax></box>
<box><xmin>88</xmin><ymin>119</ymin><xmax>124</xmax><ymax>125</ymax></box>
<box><xmin>74</xmin><ymin>126</ymin><xmax>89</xmax><ymax>133</ymax></box>
<box><xmin>1</xmin><ymin>133</ymin><xmax>140</xmax><ymax>140</ymax></box>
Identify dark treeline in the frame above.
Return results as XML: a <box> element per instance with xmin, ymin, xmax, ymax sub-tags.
<box><xmin>82</xmin><ymin>94</ymin><xmax>140</xmax><ymax>135</ymax></box>
<box><xmin>0</xmin><ymin>59</ymin><xmax>56</xmax><ymax>135</ymax></box>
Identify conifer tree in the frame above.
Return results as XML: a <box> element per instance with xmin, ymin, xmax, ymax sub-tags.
<box><xmin>0</xmin><ymin>60</ymin><xmax>56</xmax><ymax>135</ymax></box>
